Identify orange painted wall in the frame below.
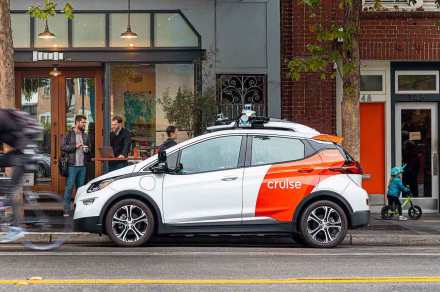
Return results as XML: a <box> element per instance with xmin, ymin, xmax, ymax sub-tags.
<box><xmin>360</xmin><ymin>103</ymin><xmax>385</xmax><ymax>194</ymax></box>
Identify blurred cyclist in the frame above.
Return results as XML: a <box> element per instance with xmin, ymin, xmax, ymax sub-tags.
<box><xmin>0</xmin><ymin>109</ymin><xmax>41</xmax><ymax>242</ymax></box>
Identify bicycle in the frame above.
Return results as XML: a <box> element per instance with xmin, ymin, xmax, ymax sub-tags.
<box><xmin>0</xmin><ymin>147</ymin><xmax>71</xmax><ymax>250</ymax></box>
<box><xmin>381</xmin><ymin>194</ymin><xmax>422</xmax><ymax>220</ymax></box>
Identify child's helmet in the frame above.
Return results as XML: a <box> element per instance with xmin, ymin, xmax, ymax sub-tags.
<box><xmin>391</xmin><ymin>165</ymin><xmax>406</xmax><ymax>176</ymax></box>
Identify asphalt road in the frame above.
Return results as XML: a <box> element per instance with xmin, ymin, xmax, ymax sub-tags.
<box><xmin>0</xmin><ymin>237</ymin><xmax>440</xmax><ymax>291</ymax></box>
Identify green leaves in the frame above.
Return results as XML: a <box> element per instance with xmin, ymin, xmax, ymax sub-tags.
<box><xmin>28</xmin><ymin>0</ymin><xmax>74</xmax><ymax>20</ymax></box>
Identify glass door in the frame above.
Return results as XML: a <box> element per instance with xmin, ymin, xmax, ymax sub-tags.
<box><xmin>16</xmin><ymin>70</ymin><xmax>103</xmax><ymax>194</ymax></box>
<box><xmin>395</xmin><ymin>103</ymin><xmax>439</xmax><ymax>211</ymax></box>
<box><xmin>19</xmin><ymin>75</ymin><xmax>54</xmax><ymax>190</ymax></box>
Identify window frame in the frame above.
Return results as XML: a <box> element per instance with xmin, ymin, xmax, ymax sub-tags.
<box><xmin>395</xmin><ymin>70</ymin><xmax>440</xmax><ymax>94</ymax></box>
<box><xmin>360</xmin><ymin>70</ymin><xmax>385</xmax><ymax>94</ymax></box>
<box><xmin>10</xmin><ymin>10</ymin><xmax>201</xmax><ymax>49</ymax></box>
<box><xmin>173</xmin><ymin>134</ymin><xmax>246</xmax><ymax>175</ymax></box>
<box><xmin>246</xmin><ymin>135</ymin><xmax>307</xmax><ymax>168</ymax></box>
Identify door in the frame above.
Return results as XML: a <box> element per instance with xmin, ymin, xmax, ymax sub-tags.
<box><xmin>16</xmin><ymin>69</ymin><xmax>103</xmax><ymax>194</ymax></box>
<box><xmin>360</xmin><ymin>103</ymin><xmax>385</xmax><ymax>195</ymax></box>
<box><xmin>242</xmin><ymin>135</ymin><xmax>308</xmax><ymax>223</ymax></box>
<box><xmin>395</xmin><ymin>103</ymin><xmax>438</xmax><ymax>211</ymax></box>
<box><xmin>162</xmin><ymin>135</ymin><xmax>245</xmax><ymax>225</ymax></box>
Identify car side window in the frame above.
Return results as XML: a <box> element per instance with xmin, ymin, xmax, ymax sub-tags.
<box><xmin>251</xmin><ymin>136</ymin><xmax>305</xmax><ymax>166</ymax></box>
<box><xmin>166</xmin><ymin>152</ymin><xmax>179</xmax><ymax>170</ymax></box>
<box><xmin>178</xmin><ymin>136</ymin><xmax>242</xmax><ymax>174</ymax></box>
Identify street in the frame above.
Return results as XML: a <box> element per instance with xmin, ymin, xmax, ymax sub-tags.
<box><xmin>0</xmin><ymin>237</ymin><xmax>440</xmax><ymax>291</ymax></box>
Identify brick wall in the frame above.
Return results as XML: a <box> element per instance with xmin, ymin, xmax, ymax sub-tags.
<box><xmin>281</xmin><ymin>3</ymin><xmax>440</xmax><ymax>135</ymax></box>
<box><xmin>280</xmin><ymin>0</ymin><xmax>338</xmax><ymax>134</ymax></box>
<box><xmin>360</xmin><ymin>12</ymin><xmax>440</xmax><ymax>60</ymax></box>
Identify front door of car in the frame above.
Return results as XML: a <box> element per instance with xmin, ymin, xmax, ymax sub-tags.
<box><xmin>162</xmin><ymin>135</ymin><xmax>245</xmax><ymax>225</ymax></box>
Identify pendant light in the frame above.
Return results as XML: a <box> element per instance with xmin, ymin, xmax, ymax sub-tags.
<box><xmin>120</xmin><ymin>0</ymin><xmax>138</xmax><ymax>39</ymax></box>
<box><xmin>49</xmin><ymin>66</ymin><xmax>61</xmax><ymax>77</ymax></box>
<box><xmin>38</xmin><ymin>20</ymin><xmax>56</xmax><ymax>39</ymax></box>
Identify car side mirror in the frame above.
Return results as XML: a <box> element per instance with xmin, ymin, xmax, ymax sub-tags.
<box><xmin>149</xmin><ymin>162</ymin><xmax>168</xmax><ymax>174</ymax></box>
<box><xmin>158</xmin><ymin>150</ymin><xmax>167</xmax><ymax>163</ymax></box>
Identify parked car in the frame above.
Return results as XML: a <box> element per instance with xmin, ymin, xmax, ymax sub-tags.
<box><xmin>33</xmin><ymin>152</ymin><xmax>51</xmax><ymax>179</ymax></box>
<box><xmin>73</xmin><ymin>118</ymin><xmax>369</xmax><ymax>248</ymax></box>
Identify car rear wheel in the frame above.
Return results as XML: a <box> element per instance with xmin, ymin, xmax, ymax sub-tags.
<box><xmin>299</xmin><ymin>200</ymin><xmax>347</xmax><ymax>248</ymax></box>
<box><xmin>105</xmin><ymin>199</ymin><xmax>155</xmax><ymax>247</ymax></box>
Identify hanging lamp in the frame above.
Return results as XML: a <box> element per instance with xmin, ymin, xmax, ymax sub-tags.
<box><xmin>38</xmin><ymin>20</ymin><xmax>56</xmax><ymax>39</ymax></box>
<box><xmin>49</xmin><ymin>67</ymin><xmax>61</xmax><ymax>77</ymax></box>
<box><xmin>121</xmin><ymin>0</ymin><xmax>138</xmax><ymax>39</ymax></box>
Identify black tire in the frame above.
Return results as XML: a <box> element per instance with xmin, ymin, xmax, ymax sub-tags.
<box><xmin>22</xmin><ymin>191</ymin><xmax>72</xmax><ymax>251</ymax></box>
<box><xmin>105</xmin><ymin>199</ymin><xmax>155</xmax><ymax>247</ymax></box>
<box><xmin>381</xmin><ymin>205</ymin><xmax>392</xmax><ymax>220</ymax></box>
<box><xmin>35</xmin><ymin>164</ymin><xmax>46</xmax><ymax>178</ymax></box>
<box><xmin>408</xmin><ymin>206</ymin><xmax>422</xmax><ymax>220</ymax></box>
<box><xmin>299</xmin><ymin>200</ymin><xmax>347</xmax><ymax>248</ymax></box>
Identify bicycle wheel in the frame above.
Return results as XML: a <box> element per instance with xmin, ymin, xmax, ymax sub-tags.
<box><xmin>408</xmin><ymin>206</ymin><xmax>422</xmax><ymax>220</ymax></box>
<box><xmin>21</xmin><ymin>192</ymin><xmax>72</xmax><ymax>250</ymax></box>
<box><xmin>381</xmin><ymin>205</ymin><xmax>393</xmax><ymax>220</ymax></box>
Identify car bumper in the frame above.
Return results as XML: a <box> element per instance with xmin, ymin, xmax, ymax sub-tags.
<box><xmin>73</xmin><ymin>216</ymin><xmax>103</xmax><ymax>234</ymax></box>
<box><xmin>350</xmin><ymin>210</ymin><xmax>370</xmax><ymax>228</ymax></box>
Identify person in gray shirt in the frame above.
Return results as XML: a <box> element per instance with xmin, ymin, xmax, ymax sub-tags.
<box><xmin>61</xmin><ymin>115</ymin><xmax>90</xmax><ymax>216</ymax></box>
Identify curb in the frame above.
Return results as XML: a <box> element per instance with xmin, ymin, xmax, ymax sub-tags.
<box><xmin>0</xmin><ymin>232</ymin><xmax>110</xmax><ymax>244</ymax></box>
<box><xmin>1</xmin><ymin>232</ymin><xmax>439</xmax><ymax>246</ymax></box>
<box><xmin>343</xmin><ymin>233</ymin><xmax>440</xmax><ymax>246</ymax></box>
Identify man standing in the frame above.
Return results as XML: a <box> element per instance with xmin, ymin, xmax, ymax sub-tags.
<box><xmin>159</xmin><ymin>125</ymin><xmax>178</xmax><ymax>152</ymax></box>
<box><xmin>110</xmin><ymin>116</ymin><xmax>131</xmax><ymax>171</ymax></box>
<box><xmin>61</xmin><ymin>115</ymin><xmax>90</xmax><ymax>216</ymax></box>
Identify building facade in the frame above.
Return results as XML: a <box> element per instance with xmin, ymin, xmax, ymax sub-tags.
<box><xmin>281</xmin><ymin>0</ymin><xmax>440</xmax><ymax>212</ymax></box>
<box><xmin>10</xmin><ymin>0</ymin><xmax>281</xmax><ymax>193</ymax></box>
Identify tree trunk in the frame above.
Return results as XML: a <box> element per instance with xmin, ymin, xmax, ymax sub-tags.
<box><xmin>0</xmin><ymin>0</ymin><xmax>14</xmax><ymax>108</ymax></box>
<box><xmin>341</xmin><ymin>0</ymin><xmax>361</xmax><ymax>161</ymax></box>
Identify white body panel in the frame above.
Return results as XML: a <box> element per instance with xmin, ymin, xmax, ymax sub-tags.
<box><xmin>313</xmin><ymin>174</ymin><xmax>369</xmax><ymax>213</ymax></box>
<box><xmin>162</xmin><ymin>168</ymin><xmax>244</xmax><ymax>224</ymax></box>
<box><xmin>74</xmin><ymin>174</ymin><xmax>164</xmax><ymax>221</ymax></box>
<box><xmin>242</xmin><ymin>165</ymin><xmax>271</xmax><ymax>218</ymax></box>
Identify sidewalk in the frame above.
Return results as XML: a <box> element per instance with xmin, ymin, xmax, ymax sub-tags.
<box><xmin>345</xmin><ymin>213</ymin><xmax>440</xmax><ymax>246</ymax></box>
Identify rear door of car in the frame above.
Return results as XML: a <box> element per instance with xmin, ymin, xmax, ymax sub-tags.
<box><xmin>242</xmin><ymin>135</ymin><xmax>319</xmax><ymax>223</ymax></box>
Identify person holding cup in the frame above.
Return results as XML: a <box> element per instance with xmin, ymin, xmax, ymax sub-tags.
<box><xmin>61</xmin><ymin>115</ymin><xmax>90</xmax><ymax>216</ymax></box>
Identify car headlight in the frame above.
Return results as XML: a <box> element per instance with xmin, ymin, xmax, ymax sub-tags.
<box><xmin>87</xmin><ymin>179</ymin><xmax>115</xmax><ymax>193</ymax></box>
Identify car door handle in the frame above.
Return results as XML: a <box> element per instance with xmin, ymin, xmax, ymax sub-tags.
<box><xmin>221</xmin><ymin>176</ymin><xmax>238</xmax><ymax>181</ymax></box>
<box><xmin>297</xmin><ymin>168</ymin><xmax>313</xmax><ymax>174</ymax></box>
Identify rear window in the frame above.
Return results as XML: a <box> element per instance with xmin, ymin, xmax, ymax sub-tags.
<box><xmin>335</xmin><ymin>145</ymin><xmax>354</xmax><ymax>162</ymax></box>
<box><xmin>251</xmin><ymin>136</ymin><xmax>305</xmax><ymax>166</ymax></box>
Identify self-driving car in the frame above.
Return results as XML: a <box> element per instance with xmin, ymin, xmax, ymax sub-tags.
<box><xmin>73</xmin><ymin>117</ymin><xmax>369</xmax><ymax>248</ymax></box>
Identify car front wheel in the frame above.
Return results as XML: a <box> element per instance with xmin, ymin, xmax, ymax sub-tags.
<box><xmin>299</xmin><ymin>200</ymin><xmax>347</xmax><ymax>248</ymax></box>
<box><xmin>105</xmin><ymin>199</ymin><xmax>155</xmax><ymax>247</ymax></box>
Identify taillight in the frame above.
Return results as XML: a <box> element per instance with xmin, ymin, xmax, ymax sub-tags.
<box><xmin>330</xmin><ymin>161</ymin><xmax>363</xmax><ymax>175</ymax></box>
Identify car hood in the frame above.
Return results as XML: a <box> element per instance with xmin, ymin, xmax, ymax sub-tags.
<box><xmin>88</xmin><ymin>164</ymin><xmax>136</xmax><ymax>184</ymax></box>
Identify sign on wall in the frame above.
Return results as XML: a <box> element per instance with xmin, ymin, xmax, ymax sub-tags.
<box><xmin>32</xmin><ymin>51</ymin><xmax>64</xmax><ymax>62</ymax></box>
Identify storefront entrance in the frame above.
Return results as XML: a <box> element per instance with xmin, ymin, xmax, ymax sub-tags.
<box><xmin>15</xmin><ymin>69</ymin><xmax>103</xmax><ymax>194</ymax></box>
<box><xmin>395</xmin><ymin>102</ymin><xmax>439</xmax><ymax>211</ymax></box>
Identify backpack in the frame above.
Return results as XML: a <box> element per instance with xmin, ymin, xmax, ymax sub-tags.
<box><xmin>58</xmin><ymin>131</ymin><xmax>72</xmax><ymax>177</ymax></box>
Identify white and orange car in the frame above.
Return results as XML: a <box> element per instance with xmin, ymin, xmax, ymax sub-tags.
<box><xmin>73</xmin><ymin>118</ymin><xmax>370</xmax><ymax>248</ymax></box>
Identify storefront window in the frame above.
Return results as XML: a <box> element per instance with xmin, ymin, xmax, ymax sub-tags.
<box><xmin>34</xmin><ymin>15</ymin><xmax>68</xmax><ymax>48</ymax></box>
<box><xmin>73</xmin><ymin>14</ymin><xmax>106</xmax><ymax>47</ymax></box>
<box><xmin>110</xmin><ymin>64</ymin><xmax>194</xmax><ymax>158</ymax></box>
<box><xmin>11</xmin><ymin>13</ymin><xmax>30</xmax><ymax>48</ymax></box>
<box><xmin>396</xmin><ymin>71</ymin><xmax>439</xmax><ymax>94</ymax></box>
<box><xmin>360</xmin><ymin>75</ymin><xmax>383</xmax><ymax>92</ymax></box>
<box><xmin>110</xmin><ymin>13</ymin><xmax>151</xmax><ymax>47</ymax></box>
<box><xmin>21</xmin><ymin>78</ymin><xmax>52</xmax><ymax>183</ymax></box>
<box><xmin>154</xmin><ymin>13</ymin><xmax>198</xmax><ymax>47</ymax></box>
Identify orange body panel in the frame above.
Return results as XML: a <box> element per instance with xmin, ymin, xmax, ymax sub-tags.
<box><xmin>255</xmin><ymin>149</ymin><xmax>345</xmax><ymax>222</ymax></box>
<box><xmin>360</xmin><ymin>103</ymin><xmax>385</xmax><ymax>194</ymax></box>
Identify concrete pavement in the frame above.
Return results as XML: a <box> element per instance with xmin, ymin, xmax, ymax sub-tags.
<box><xmin>0</xmin><ymin>245</ymin><xmax>439</xmax><ymax>291</ymax></box>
